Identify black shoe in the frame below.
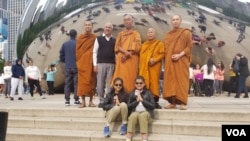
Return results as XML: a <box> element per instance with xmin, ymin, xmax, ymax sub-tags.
<box><xmin>74</xmin><ymin>100</ymin><xmax>81</xmax><ymax>105</ymax></box>
<box><xmin>18</xmin><ymin>97</ymin><xmax>23</xmax><ymax>100</ymax></box>
<box><xmin>234</xmin><ymin>95</ymin><xmax>240</xmax><ymax>98</ymax></box>
<box><xmin>243</xmin><ymin>95</ymin><xmax>249</xmax><ymax>98</ymax></box>
<box><xmin>155</xmin><ymin>103</ymin><xmax>162</xmax><ymax>109</ymax></box>
<box><xmin>65</xmin><ymin>101</ymin><xmax>70</xmax><ymax>106</ymax></box>
<box><xmin>10</xmin><ymin>97</ymin><xmax>14</xmax><ymax>101</ymax></box>
<box><xmin>98</xmin><ymin>103</ymin><xmax>103</xmax><ymax>108</ymax></box>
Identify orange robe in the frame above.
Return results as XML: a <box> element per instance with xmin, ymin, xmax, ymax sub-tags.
<box><xmin>76</xmin><ymin>33</ymin><xmax>96</xmax><ymax>96</ymax></box>
<box><xmin>163</xmin><ymin>28</ymin><xmax>192</xmax><ymax>105</ymax></box>
<box><xmin>139</xmin><ymin>39</ymin><xmax>165</xmax><ymax>97</ymax></box>
<box><xmin>111</xmin><ymin>29</ymin><xmax>141</xmax><ymax>93</ymax></box>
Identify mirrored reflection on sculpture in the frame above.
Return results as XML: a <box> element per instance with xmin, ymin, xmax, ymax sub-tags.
<box><xmin>21</xmin><ymin>1</ymin><xmax>250</xmax><ymax>92</ymax></box>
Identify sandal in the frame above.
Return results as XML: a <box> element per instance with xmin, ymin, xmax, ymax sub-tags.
<box><xmin>164</xmin><ymin>104</ymin><xmax>176</xmax><ymax>109</ymax></box>
<box><xmin>78</xmin><ymin>102</ymin><xmax>86</xmax><ymax>108</ymax></box>
<box><xmin>88</xmin><ymin>103</ymin><xmax>96</xmax><ymax>107</ymax></box>
<box><xmin>180</xmin><ymin>105</ymin><xmax>187</xmax><ymax>110</ymax></box>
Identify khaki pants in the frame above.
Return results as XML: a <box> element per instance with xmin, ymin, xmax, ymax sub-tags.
<box><xmin>127</xmin><ymin>111</ymin><xmax>151</xmax><ymax>134</ymax></box>
<box><xmin>106</xmin><ymin>102</ymin><xmax>128</xmax><ymax>124</ymax></box>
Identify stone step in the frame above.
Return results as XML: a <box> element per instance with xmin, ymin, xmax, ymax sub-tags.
<box><xmin>3</xmin><ymin>107</ymin><xmax>250</xmax><ymax>122</ymax></box>
<box><xmin>6</xmin><ymin>128</ymin><xmax>221</xmax><ymax>141</ymax></box>
<box><xmin>8</xmin><ymin>116</ymin><xmax>250</xmax><ymax>136</ymax></box>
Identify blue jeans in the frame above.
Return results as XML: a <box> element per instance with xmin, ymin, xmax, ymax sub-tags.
<box><xmin>236</xmin><ymin>75</ymin><xmax>249</xmax><ymax>96</ymax></box>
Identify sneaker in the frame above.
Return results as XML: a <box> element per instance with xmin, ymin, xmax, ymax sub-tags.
<box><xmin>41</xmin><ymin>95</ymin><xmax>46</xmax><ymax>99</ymax></box>
<box><xmin>10</xmin><ymin>97</ymin><xmax>14</xmax><ymax>101</ymax></box>
<box><xmin>65</xmin><ymin>101</ymin><xmax>70</xmax><ymax>106</ymax></box>
<box><xmin>31</xmin><ymin>97</ymin><xmax>35</xmax><ymax>100</ymax></box>
<box><xmin>74</xmin><ymin>100</ymin><xmax>81</xmax><ymax>105</ymax></box>
<box><xmin>243</xmin><ymin>95</ymin><xmax>249</xmax><ymax>98</ymax></box>
<box><xmin>103</xmin><ymin>126</ymin><xmax>111</xmax><ymax>137</ymax></box>
<box><xmin>18</xmin><ymin>97</ymin><xmax>23</xmax><ymax>100</ymax></box>
<box><xmin>120</xmin><ymin>124</ymin><xmax>127</xmax><ymax>135</ymax></box>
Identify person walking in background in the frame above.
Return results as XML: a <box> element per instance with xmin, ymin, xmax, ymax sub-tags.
<box><xmin>234</xmin><ymin>53</ymin><xmax>249</xmax><ymax>98</ymax></box>
<box><xmin>25</xmin><ymin>60</ymin><xmax>46</xmax><ymax>100</ymax></box>
<box><xmin>188</xmin><ymin>64</ymin><xmax>194</xmax><ymax>96</ymax></box>
<box><xmin>163</xmin><ymin>14</ymin><xmax>192</xmax><ymax>110</ymax></box>
<box><xmin>9</xmin><ymin>59</ymin><xmax>25</xmax><ymax>101</ymax></box>
<box><xmin>44</xmin><ymin>64</ymin><xmax>57</xmax><ymax>95</ymax></box>
<box><xmin>102</xmin><ymin>77</ymin><xmax>128</xmax><ymax>137</ymax></box>
<box><xmin>76</xmin><ymin>20</ymin><xmax>96</xmax><ymax>108</ymax></box>
<box><xmin>126</xmin><ymin>76</ymin><xmax>155</xmax><ymax>141</ymax></box>
<box><xmin>214</xmin><ymin>61</ymin><xmax>225</xmax><ymax>96</ymax></box>
<box><xmin>3</xmin><ymin>61</ymin><xmax>12</xmax><ymax>98</ymax></box>
<box><xmin>139</xmin><ymin>28</ymin><xmax>165</xmax><ymax>109</ymax></box>
<box><xmin>0</xmin><ymin>71</ymin><xmax>4</xmax><ymax>95</ymax></box>
<box><xmin>111</xmin><ymin>14</ymin><xmax>141</xmax><ymax>93</ymax></box>
<box><xmin>193</xmin><ymin>64</ymin><xmax>203</xmax><ymax>96</ymax></box>
<box><xmin>227</xmin><ymin>60</ymin><xmax>239</xmax><ymax>97</ymax></box>
<box><xmin>59</xmin><ymin>29</ymin><xmax>80</xmax><ymax>106</ymax></box>
<box><xmin>93</xmin><ymin>22</ymin><xmax>116</xmax><ymax>108</ymax></box>
<box><xmin>201</xmin><ymin>58</ymin><xmax>216</xmax><ymax>97</ymax></box>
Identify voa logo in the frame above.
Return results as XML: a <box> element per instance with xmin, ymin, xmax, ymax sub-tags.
<box><xmin>226</xmin><ymin>129</ymin><xmax>247</xmax><ymax>136</ymax></box>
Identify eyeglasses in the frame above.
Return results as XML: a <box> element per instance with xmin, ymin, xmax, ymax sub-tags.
<box><xmin>135</xmin><ymin>82</ymin><xmax>143</xmax><ymax>85</ymax></box>
<box><xmin>114</xmin><ymin>83</ymin><xmax>122</xmax><ymax>87</ymax></box>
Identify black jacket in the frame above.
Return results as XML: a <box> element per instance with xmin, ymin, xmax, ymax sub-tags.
<box><xmin>127</xmin><ymin>88</ymin><xmax>155</xmax><ymax>118</ymax></box>
<box><xmin>238</xmin><ymin>56</ymin><xmax>250</xmax><ymax>77</ymax></box>
<box><xmin>102</xmin><ymin>91</ymin><xmax>128</xmax><ymax>111</ymax></box>
<box><xmin>12</xmin><ymin>59</ymin><xmax>25</xmax><ymax>79</ymax></box>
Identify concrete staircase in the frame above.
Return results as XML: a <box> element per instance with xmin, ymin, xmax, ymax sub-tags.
<box><xmin>3</xmin><ymin>107</ymin><xmax>250</xmax><ymax>141</ymax></box>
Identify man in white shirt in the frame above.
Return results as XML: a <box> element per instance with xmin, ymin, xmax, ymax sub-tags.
<box><xmin>93</xmin><ymin>22</ymin><xmax>116</xmax><ymax>108</ymax></box>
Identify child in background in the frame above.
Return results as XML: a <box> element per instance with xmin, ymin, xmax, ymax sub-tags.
<box><xmin>44</xmin><ymin>64</ymin><xmax>57</xmax><ymax>95</ymax></box>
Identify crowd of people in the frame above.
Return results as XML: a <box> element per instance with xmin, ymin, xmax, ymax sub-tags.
<box><xmin>188</xmin><ymin>54</ymin><xmax>249</xmax><ymax>98</ymax></box>
<box><xmin>57</xmin><ymin>14</ymin><xmax>193</xmax><ymax>141</ymax></box>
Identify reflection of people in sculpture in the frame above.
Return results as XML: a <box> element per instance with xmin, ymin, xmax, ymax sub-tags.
<box><xmin>163</xmin><ymin>15</ymin><xmax>192</xmax><ymax>110</ymax></box>
<box><xmin>236</xmin><ymin>33</ymin><xmax>245</xmax><ymax>43</ymax></box>
<box><xmin>217</xmin><ymin>40</ymin><xmax>225</xmax><ymax>47</ymax></box>
<box><xmin>111</xmin><ymin>14</ymin><xmax>141</xmax><ymax>93</ymax></box>
<box><xmin>76</xmin><ymin>20</ymin><xmax>96</xmax><ymax>108</ymax></box>
<box><xmin>205</xmin><ymin>47</ymin><xmax>215</xmax><ymax>56</ymax></box>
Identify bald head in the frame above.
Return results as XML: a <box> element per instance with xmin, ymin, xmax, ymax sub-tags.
<box><xmin>171</xmin><ymin>14</ymin><xmax>182</xmax><ymax>29</ymax></box>
<box><xmin>104</xmin><ymin>22</ymin><xmax>113</xmax><ymax>37</ymax></box>
<box><xmin>123</xmin><ymin>14</ymin><xmax>133</xmax><ymax>29</ymax></box>
<box><xmin>84</xmin><ymin>20</ymin><xmax>93</xmax><ymax>33</ymax></box>
<box><xmin>147</xmin><ymin>28</ymin><xmax>156</xmax><ymax>40</ymax></box>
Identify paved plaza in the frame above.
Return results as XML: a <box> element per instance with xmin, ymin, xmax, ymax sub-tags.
<box><xmin>0</xmin><ymin>93</ymin><xmax>250</xmax><ymax>111</ymax></box>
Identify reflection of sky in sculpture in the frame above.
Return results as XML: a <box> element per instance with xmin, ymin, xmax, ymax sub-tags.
<box><xmin>238</xmin><ymin>0</ymin><xmax>250</xmax><ymax>3</ymax></box>
<box><xmin>32</xmin><ymin>0</ymin><xmax>68</xmax><ymax>23</ymax></box>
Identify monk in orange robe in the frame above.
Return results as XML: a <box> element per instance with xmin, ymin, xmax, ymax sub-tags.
<box><xmin>76</xmin><ymin>20</ymin><xmax>96</xmax><ymax>108</ymax></box>
<box><xmin>111</xmin><ymin>14</ymin><xmax>141</xmax><ymax>93</ymax></box>
<box><xmin>163</xmin><ymin>15</ymin><xmax>193</xmax><ymax>110</ymax></box>
<box><xmin>139</xmin><ymin>28</ymin><xmax>165</xmax><ymax>109</ymax></box>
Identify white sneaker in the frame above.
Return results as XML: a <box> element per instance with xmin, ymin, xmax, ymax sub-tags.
<box><xmin>41</xmin><ymin>95</ymin><xmax>46</xmax><ymax>99</ymax></box>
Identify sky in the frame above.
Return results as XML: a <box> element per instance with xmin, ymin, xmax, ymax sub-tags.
<box><xmin>238</xmin><ymin>0</ymin><xmax>250</xmax><ymax>3</ymax></box>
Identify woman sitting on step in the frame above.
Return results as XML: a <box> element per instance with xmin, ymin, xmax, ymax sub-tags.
<box><xmin>126</xmin><ymin>76</ymin><xmax>155</xmax><ymax>141</ymax></box>
<box><xmin>102</xmin><ymin>77</ymin><xmax>129</xmax><ymax>138</ymax></box>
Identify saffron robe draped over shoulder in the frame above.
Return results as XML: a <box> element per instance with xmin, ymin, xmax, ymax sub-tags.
<box><xmin>76</xmin><ymin>33</ymin><xmax>96</xmax><ymax>96</ymax></box>
<box><xmin>111</xmin><ymin>29</ymin><xmax>141</xmax><ymax>93</ymax></box>
<box><xmin>163</xmin><ymin>28</ymin><xmax>192</xmax><ymax>105</ymax></box>
<box><xmin>139</xmin><ymin>39</ymin><xmax>165</xmax><ymax>97</ymax></box>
